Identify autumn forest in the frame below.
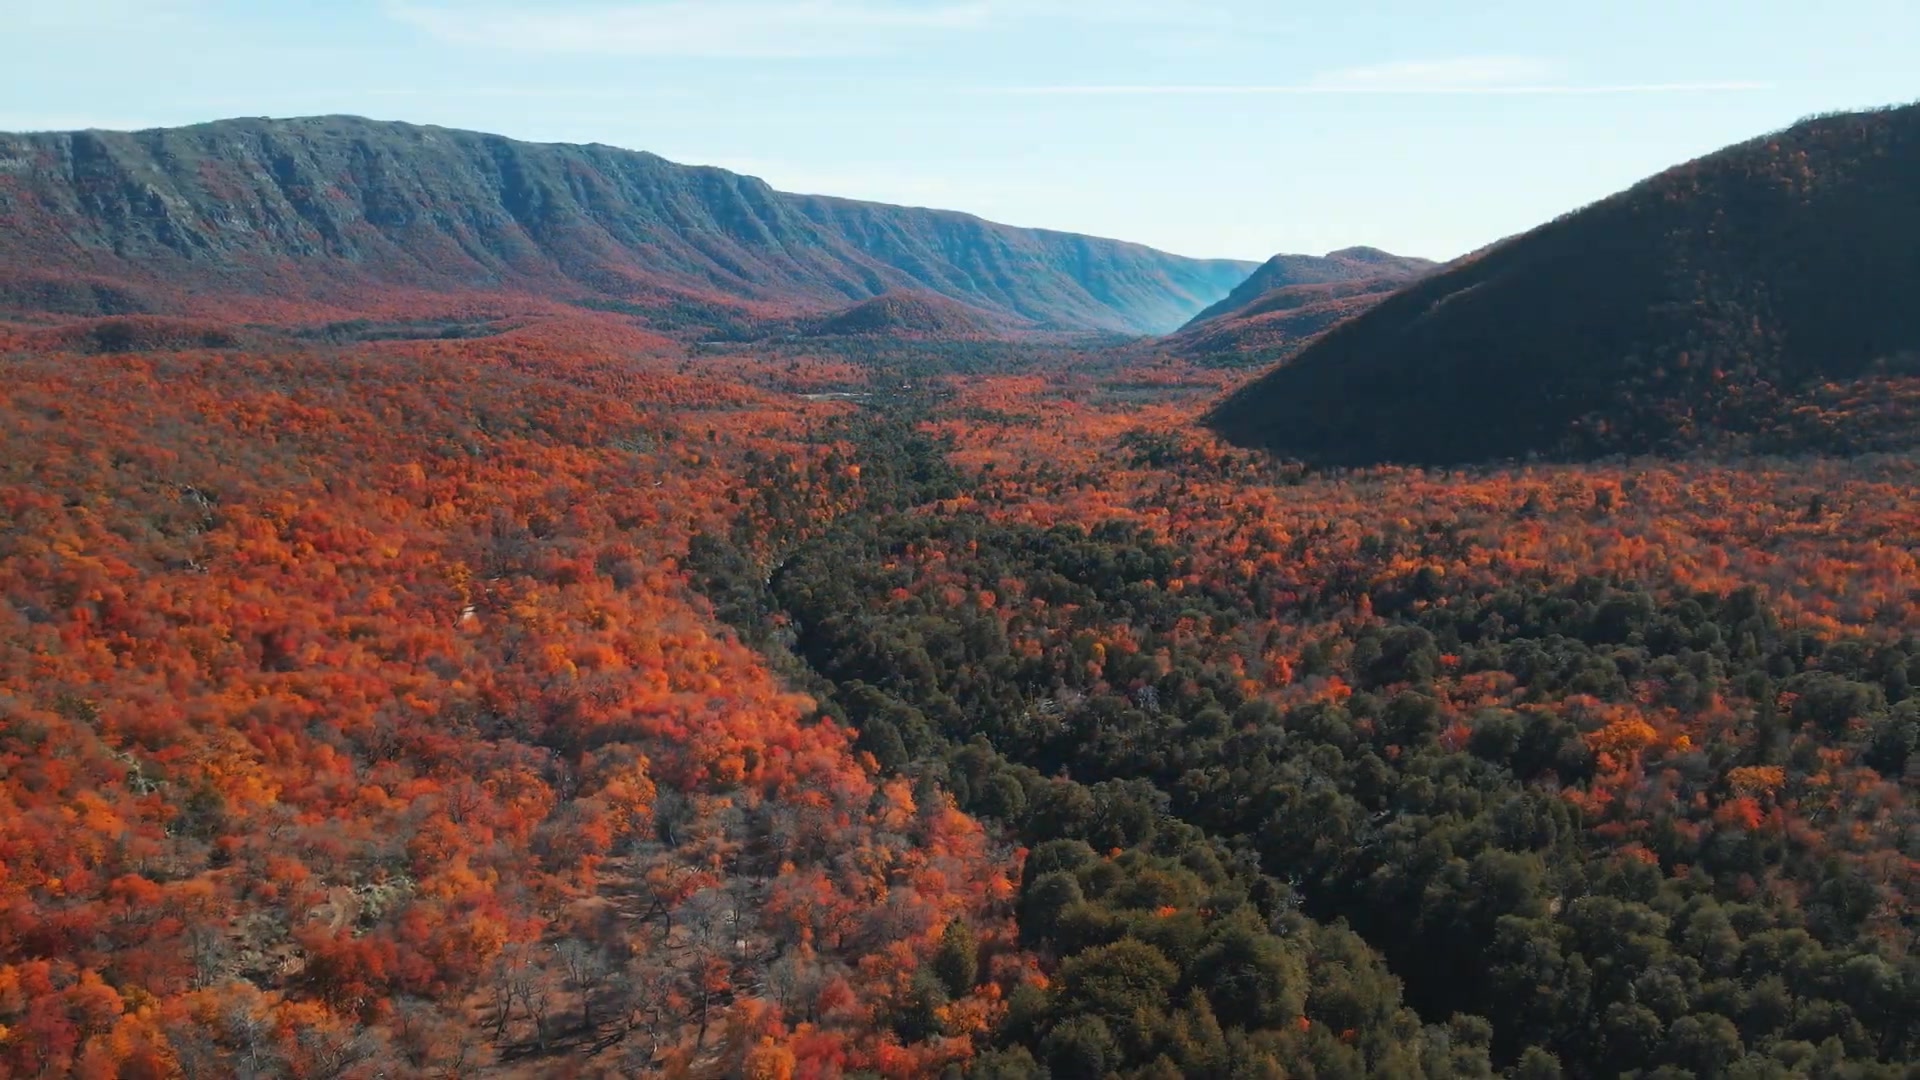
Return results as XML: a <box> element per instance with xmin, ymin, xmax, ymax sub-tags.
<box><xmin>1</xmin><ymin>104</ymin><xmax>1918</xmax><ymax>1080</ymax></box>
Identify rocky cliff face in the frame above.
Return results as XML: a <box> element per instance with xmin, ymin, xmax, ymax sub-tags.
<box><xmin>0</xmin><ymin>116</ymin><xmax>1255</xmax><ymax>333</ymax></box>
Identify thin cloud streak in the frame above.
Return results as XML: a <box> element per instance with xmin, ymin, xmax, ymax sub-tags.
<box><xmin>351</xmin><ymin>86</ymin><xmax>696</xmax><ymax>102</ymax></box>
<box><xmin>387</xmin><ymin>1</ymin><xmax>992</xmax><ymax>58</ymax></box>
<box><xmin>999</xmin><ymin>54</ymin><xmax>1772</xmax><ymax>98</ymax></box>
<box><xmin>993</xmin><ymin>82</ymin><xmax>1775</xmax><ymax>97</ymax></box>
<box><xmin>384</xmin><ymin>0</ymin><xmax>1274</xmax><ymax>58</ymax></box>
<box><xmin>1002</xmin><ymin>0</ymin><xmax>1278</xmax><ymax>31</ymax></box>
<box><xmin>1312</xmin><ymin>56</ymin><xmax>1562</xmax><ymax>90</ymax></box>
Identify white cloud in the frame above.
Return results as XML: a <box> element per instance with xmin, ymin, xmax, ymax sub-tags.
<box><xmin>1309</xmin><ymin>56</ymin><xmax>1563</xmax><ymax>92</ymax></box>
<box><xmin>351</xmin><ymin>85</ymin><xmax>694</xmax><ymax>102</ymax></box>
<box><xmin>384</xmin><ymin>0</ymin><xmax>1271</xmax><ymax>58</ymax></box>
<box><xmin>1005</xmin><ymin>0</ymin><xmax>1263</xmax><ymax>29</ymax></box>
<box><xmin>387</xmin><ymin>1</ymin><xmax>994</xmax><ymax>58</ymax></box>
<box><xmin>997</xmin><ymin>81</ymin><xmax>1773</xmax><ymax>97</ymax></box>
<box><xmin>996</xmin><ymin>55</ymin><xmax>1773</xmax><ymax>97</ymax></box>
<box><xmin>992</xmin><ymin>52</ymin><xmax>1771</xmax><ymax>97</ymax></box>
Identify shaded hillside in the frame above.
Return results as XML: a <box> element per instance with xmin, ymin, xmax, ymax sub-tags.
<box><xmin>1170</xmin><ymin>276</ymin><xmax>1418</xmax><ymax>366</ymax></box>
<box><xmin>1183</xmin><ymin>246</ymin><xmax>1435</xmax><ymax>327</ymax></box>
<box><xmin>1165</xmin><ymin>247</ymin><xmax>1433</xmax><ymax>366</ymax></box>
<box><xmin>1211</xmin><ymin>104</ymin><xmax>1920</xmax><ymax>465</ymax></box>
<box><xmin>0</xmin><ymin>115</ymin><xmax>1254</xmax><ymax>333</ymax></box>
<box><xmin>803</xmin><ymin>289</ymin><xmax>1004</xmax><ymax>339</ymax></box>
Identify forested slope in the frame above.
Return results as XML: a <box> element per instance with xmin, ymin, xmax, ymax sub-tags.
<box><xmin>1182</xmin><ymin>247</ymin><xmax>1435</xmax><ymax>328</ymax></box>
<box><xmin>0</xmin><ymin>320</ymin><xmax>1023</xmax><ymax>1078</ymax></box>
<box><xmin>1210</xmin><ymin>104</ymin><xmax>1920</xmax><ymax>463</ymax></box>
<box><xmin>3</xmin><ymin>302</ymin><xmax>1917</xmax><ymax>1078</ymax></box>
<box><xmin>689</xmin><ymin>367</ymin><xmax>1920</xmax><ymax>1079</ymax></box>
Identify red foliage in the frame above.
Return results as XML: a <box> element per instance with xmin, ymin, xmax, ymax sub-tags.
<box><xmin>0</xmin><ymin>320</ymin><xmax>1015</xmax><ymax>1075</ymax></box>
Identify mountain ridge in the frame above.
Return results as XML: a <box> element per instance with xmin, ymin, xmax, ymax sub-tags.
<box><xmin>0</xmin><ymin>114</ymin><xmax>1257</xmax><ymax>334</ymax></box>
<box><xmin>1162</xmin><ymin>246</ymin><xmax>1436</xmax><ymax>366</ymax></box>
<box><xmin>1209</xmin><ymin>102</ymin><xmax>1920</xmax><ymax>464</ymax></box>
<box><xmin>1183</xmin><ymin>245</ymin><xmax>1437</xmax><ymax>329</ymax></box>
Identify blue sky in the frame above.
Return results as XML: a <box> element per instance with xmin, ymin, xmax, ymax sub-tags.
<box><xmin>5</xmin><ymin>0</ymin><xmax>1915</xmax><ymax>260</ymax></box>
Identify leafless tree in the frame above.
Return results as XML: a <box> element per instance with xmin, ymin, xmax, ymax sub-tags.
<box><xmin>555</xmin><ymin>937</ymin><xmax>615</xmax><ymax>1032</ymax></box>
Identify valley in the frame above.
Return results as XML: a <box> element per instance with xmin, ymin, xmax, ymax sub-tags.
<box><xmin>0</xmin><ymin>103</ymin><xmax>1917</xmax><ymax>1080</ymax></box>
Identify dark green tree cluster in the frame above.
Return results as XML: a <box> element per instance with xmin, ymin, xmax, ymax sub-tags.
<box><xmin>691</xmin><ymin>401</ymin><xmax>1917</xmax><ymax>1078</ymax></box>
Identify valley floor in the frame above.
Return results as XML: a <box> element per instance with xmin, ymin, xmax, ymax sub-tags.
<box><xmin>0</xmin><ymin>311</ymin><xmax>1915</xmax><ymax>1078</ymax></box>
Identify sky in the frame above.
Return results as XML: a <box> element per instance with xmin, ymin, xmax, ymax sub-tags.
<box><xmin>3</xmin><ymin>0</ymin><xmax>1916</xmax><ymax>261</ymax></box>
